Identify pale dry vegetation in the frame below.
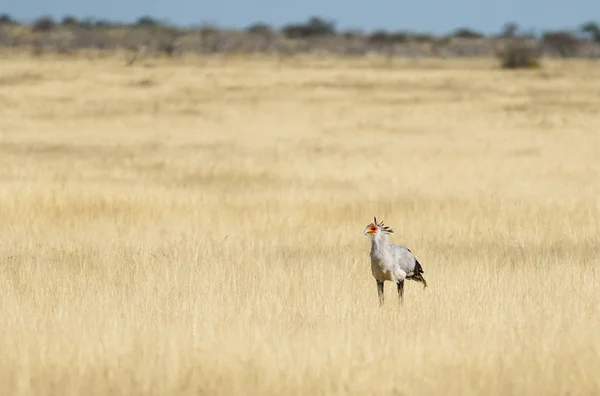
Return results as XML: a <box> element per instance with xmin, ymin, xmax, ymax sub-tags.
<box><xmin>0</xmin><ymin>53</ymin><xmax>599</xmax><ymax>395</ymax></box>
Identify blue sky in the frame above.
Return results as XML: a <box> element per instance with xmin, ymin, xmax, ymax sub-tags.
<box><xmin>2</xmin><ymin>0</ymin><xmax>597</xmax><ymax>34</ymax></box>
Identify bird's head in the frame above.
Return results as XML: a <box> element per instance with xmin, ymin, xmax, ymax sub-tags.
<box><xmin>364</xmin><ymin>217</ymin><xmax>394</xmax><ymax>237</ymax></box>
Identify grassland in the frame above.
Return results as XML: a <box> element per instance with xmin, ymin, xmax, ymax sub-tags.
<box><xmin>0</xmin><ymin>52</ymin><xmax>599</xmax><ymax>396</ymax></box>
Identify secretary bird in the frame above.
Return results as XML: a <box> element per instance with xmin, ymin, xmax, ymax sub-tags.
<box><xmin>364</xmin><ymin>217</ymin><xmax>427</xmax><ymax>306</ymax></box>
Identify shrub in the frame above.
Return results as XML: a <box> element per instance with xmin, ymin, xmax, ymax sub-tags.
<box><xmin>542</xmin><ymin>31</ymin><xmax>580</xmax><ymax>58</ymax></box>
<box><xmin>411</xmin><ymin>33</ymin><xmax>436</xmax><ymax>43</ymax></box>
<box><xmin>61</xmin><ymin>15</ymin><xmax>79</xmax><ymax>27</ymax></box>
<box><xmin>497</xmin><ymin>39</ymin><xmax>541</xmax><ymax>69</ymax></box>
<box><xmin>199</xmin><ymin>25</ymin><xmax>219</xmax><ymax>38</ymax></box>
<box><xmin>342</xmin><ymin>29</ymin><xmax>363</xmax><ymax>40</ymax></box>
<box><xmin>282</xmin><ymin>17</ymin><xmax>335</xmax><ymax>39</ymax></box>
<box><xmin>580</xmin><ymin>21</ymin><xmax>600</xmax><ymax>43</ymax></box>
<box><xmin>500</xmin><ymin>22</ymin><xmax>519</xmax><ymax>38</ymax></box>
<box><xmin>136</xmin><ymin>16</ymin><xmax>161</xmax><ymax>28</ymax></box>
<box><xmin>246</xmin><ymin>23</ymin><xmax>273</xmax><ymax>36</ymax></box>
<box><xmin>32</xmin><ymin>16</ymin><xmax>56</xmax><ymax>32</ymax></box>
<box><xmin>368</xmin><ymin>30</ymin><xmax>391</xmax><ymax>43</ymax></box>
<box><xmin>0</xmin><ymin>13</ymin><xmax>17</xmax><ymax>25</ymax></box>
<box><xmin>367</xmin><ymin>30</ymin><xmax>408</xmax><ymax>44</ymax></box>
<box><xmin>452</xmin><ymin>27</ymin><xmax>484</xmax><ymax>39</ymax></box>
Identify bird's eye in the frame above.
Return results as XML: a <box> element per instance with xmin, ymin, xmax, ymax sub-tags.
<box><xmin>370</xmin><ymin>226</ymin><xmax>377</xmax><ymax>231</ymax></box>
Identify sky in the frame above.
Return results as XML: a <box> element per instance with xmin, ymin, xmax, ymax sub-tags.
<box><xmin>1</xmin><ymin>0</ymin><xmax>597</xmax><ymax>35</ymax></box>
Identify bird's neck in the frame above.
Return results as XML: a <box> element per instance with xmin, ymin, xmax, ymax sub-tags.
<box><xmin>371</xmin><ymin>233</ymin><xmax>389</xmax><ymax>253</ymax></box>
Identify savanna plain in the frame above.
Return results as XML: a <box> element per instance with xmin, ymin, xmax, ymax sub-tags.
<box><xmin>0</xmin><ymin>52</ymin><xmax>599</xmax><ymax>396</ymax></box>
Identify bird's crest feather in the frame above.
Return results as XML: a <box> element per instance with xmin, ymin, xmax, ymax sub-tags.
<box><xmin>373</xmin><ymin>217</ymin><xmax>394</xmax><ymax>234</ymax></box>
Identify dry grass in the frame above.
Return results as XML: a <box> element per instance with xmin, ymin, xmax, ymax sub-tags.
<box><xmin>0</xmin><ymin>54</ymin><xmax>599</xmax><ymax>396</ymax></box>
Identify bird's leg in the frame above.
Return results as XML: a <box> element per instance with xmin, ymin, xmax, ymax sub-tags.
<box><xmin>397</xmin><ymin>280</ymin><xmax>404</xmax><ymax>304</ymax></box>
<box><xmin>377</xmin><ymin>280</ymin><xmax>384</xmax><ymax>306</ymax></box>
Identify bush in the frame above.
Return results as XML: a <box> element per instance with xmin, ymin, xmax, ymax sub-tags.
<box><xmin>580</xmin><ymin>21</ymin><xmax>600</xmax><ymax>43</ymax></box>
<box><xmin>199</xmin><ymin>25</ymin><xmax>219</xmax><ymax>36</ymax></box>
<box><xmin>497</xmin><ymin>39</ymin><xmax>541</xmax><ymax>69</ymax></box>
<box><xmin>368</xmin><ymin>30</ymin><xmax>390</xmax><ymax>43</ymax></box>
<box><xmin>499</xmin><ymin>22</ymin><xmax>519</xmax><ymax>38</ymax></box>
<box><xmin>368</xmin><ymin>30</ymin><xmax>409</xmax><ymax>44</ymax></box>
<box><xmin>452</xmin><ymin>27</ymin><xmax>484</xmax><ymax>39</ymax></box>
<box><xmin>0</xmin><ymin>13</ymin><xmax>17</xmax><ymax>25</ymax></box>
<box><xmin>342</xmin><ymin>29</ymin><xmax>363</xmax><ymax>40</ymax></box>
<box><xmin>246</xmin><ymin>23</ymin><xmax>273</xmax><ymax>37</ymax></box>
<box><xmin>136</xmin><ymin>16</ymin><xmax>161</xmax><ymax>28</ymax></box>
<box><xmin>61</xmin><ymin>15</ymin><xmax>79</xmax><ymax>27</ymax></box>
<box><xmin>411</xmin><ymin>33</ymin><xmax>436</xmax><ymax>43</ymax></box>
<box><xmin>32</xmin><ymin>16</ymin><xmax>56</xmax><ymax>32</ymax></box>
<box><xmin>282</xmin><ymin>17</ymin><xmax>335</xmax><ymax>39</ymax></box>
<box><xmin>542</xmin><ymin>31</ymin><xmax>580</xmax><ymax>58</ymax></box>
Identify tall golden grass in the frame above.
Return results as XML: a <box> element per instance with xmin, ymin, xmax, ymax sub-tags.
<box><xmin>0</xmin><ymin>54</ymin><xmax>599</xmax><ymax>395</ymax></box>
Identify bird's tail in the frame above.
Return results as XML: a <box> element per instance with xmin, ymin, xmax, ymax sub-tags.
<box><xmin>411</xmin><ymin>259</ymin><xmax>428</xmax><ymax>289</ymax></box>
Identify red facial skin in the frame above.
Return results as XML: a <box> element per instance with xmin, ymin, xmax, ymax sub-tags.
<box><xmin>366</xmin><ymin>225</ymin><xmax>378</xmax><ymax>234</ymax></box>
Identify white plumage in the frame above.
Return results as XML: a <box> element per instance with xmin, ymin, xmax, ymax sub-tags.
<box><xmin>364</xmin><ymin>217</ymin><xmax>427</xmax><ymax>305</ymax></box>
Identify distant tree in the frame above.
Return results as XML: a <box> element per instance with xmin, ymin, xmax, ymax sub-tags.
<box><xmin>158</xmin><ymin>29</ymin><xmax>183</xmax><ymax>57</ymax></box>
<box><xmin>452</xmin><ymin>27</ymin><xmax>484</xmax><ymax>39</ymax></box>
<box><xmin>61</xmin><ymin>15</ymin><xmax>79</xmax><ymax>27</ymax></box>
<box><xmin>411</xmin><ymin>33</ymin><xmax>435</xmax><ymax>43</ymax></box>
<box><xmin>580</xmin><ymin>21</ymin><xmax>600</xmax><ymax>42</ymax></box>
<box><xmin>367</xmin><ymin>30</ymin><xmax>408</xmax><ymax>44</ymax></box>
<box><xmin>542</xmin><ymin>30</ymin><xmax>580</xmax><ymax>58</ymax></box>
<box><xmin>246</xmin><ymin>23</ymin><xmax>273</xmax><ymax>36</ymax></box>
<box><xmin>32</xmin><ymin>16</ymin><xmax>56</xmax><ymax>32</ymax></box>
<box><xmin>342</xmin><ymin>29</ymin><xmax>363</xmax><ymax>40</ymax></box>
<box><xmin>282</xmin><ymin>16</ymin><xmax>336</xmax><ymax>39</ymax></box>
<box><xmin>497</xmin><ymin>39</ymin><xmax>541</xmax><ymax>69</ymax></box>
<box><xmin>199</xmin><ymin>24</ymin><xmax>219</xmax><ymax>36</ymax></box>
<box><xmin>78</xmin><ymin>18</ymin><xmax>95</xmax><ymax>29</ymax></box>
<box><xmin>135</xmin><ymin>16</ymin><xmax>161</xmax><ymax>28</ymax></box>
<box><xmin>389</xmin><ymin>32</ymin><xmax>410</xmax><ymax>43</ymax></box>
<box><xmin>0</xmin><ymin>13</ymin><xmax>17</xmax><ymax>25</ymax></box>
<box><xmin>306</xmin><ymin>16</ymin><xmax>336</xmax><ymax>36</ymax></box>
<box><xmin>368</xmin><ymin>30</ymin><xmax>391</xmax><ymax>44</ymax></box>
<box><xmin>93</xmin><ymin>19</ymin><xmax>112</xmax><ymax>28</ymax></box>
<box><xmin>500</xmin><ymin>22</ymin><xmax>519</xmax><ymax>38</ymax></box>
